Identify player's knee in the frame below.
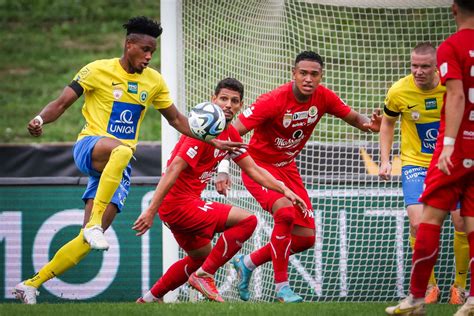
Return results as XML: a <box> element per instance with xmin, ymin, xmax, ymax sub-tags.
<box><xmin>238</xmin><ymin>214</ymin><xmax>258</xmax><ymax>239</ymax></box>
<box><xmin>110</xmin><ymin>145</ymin><xmax>133</xmax><ymax>167</ymax></box>
<box><xmin>187</xmin><ymin>255</ymin><xmax>207</xmax><ymax>269</ymax></box>
<box><xmin>273</xmin><ymin>206</ymin><xmax>296</xmax><ymax>226</ymax></box>
<box><xmin>290</xmin><ymin>234</ymin><xmax>315</xmax><ymax>253</ymax></box>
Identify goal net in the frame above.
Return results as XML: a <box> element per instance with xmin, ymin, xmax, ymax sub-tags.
<box><xmin>162</xmin><ymin>0</ymin><xmax>457</xmax><ymax>302</ymax></box>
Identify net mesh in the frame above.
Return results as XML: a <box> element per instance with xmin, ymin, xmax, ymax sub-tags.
<box><xmin>171</xmin><ymin>0</ymin><xmax>460</xmax><ymax>302</ymax></box>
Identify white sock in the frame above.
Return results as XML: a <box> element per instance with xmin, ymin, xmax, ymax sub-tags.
<box><xmin>243</xmin><ymin>255</ymin><xmax>256</xmax><ymax>271</ymax></box>
<box><xmin>143</xmin><ymin>291</ymin><xmax>159</xmax><ymax>302</ymax></box>
<box><xmin>275</xmin><ymin>281</ymin><xmax>289</xmax><ymax>293</ymax></box>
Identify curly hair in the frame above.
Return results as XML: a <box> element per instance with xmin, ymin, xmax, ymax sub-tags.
<box><xmin>295</xmin><ymin>51</ymin><xmax>324</xmax><ymax>68</ymax></box>
<box><xmin>123</xmin><ymin>16</ymin><xmax>163</xmax><ymax>38</ymax></box>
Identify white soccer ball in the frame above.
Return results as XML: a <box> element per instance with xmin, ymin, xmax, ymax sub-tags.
<box><xmin>188</xmin><ymin>101</ymin><xmax>226</xmax><ymax>141</ymax></box>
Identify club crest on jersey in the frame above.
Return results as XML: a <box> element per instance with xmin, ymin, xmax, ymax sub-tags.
<box><xmin>113</xmin><ymin>89</ymin><xmax>123</xmax><ymax>100</ymax></box>
<box><xmin>107</xmin><ymin>101</ymin><xmax>144</xmax><ymax>139</ymax></box>
<box><xmin>411</xmin><ymin>111</ymin><xmax>420</xmax><ymax>121</ymax></box>
<box><xmin>140</xmin><ymin>91</ymin><xmax>148</xmax><ymax>103</ymax></box>
<box><xmin>283</xmin><ymin>113</ymin><xmax>292</xmax><ymax>128</ymax></box>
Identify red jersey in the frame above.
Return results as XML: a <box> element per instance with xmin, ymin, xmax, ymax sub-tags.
<box><xmin>162</xmin><ymin>125</ymin><xmax>248</xmax><ymax>202</ymax></box>
<box><xmin>238</xmin><ymin>82</ymin><xmax>351</xmax><ymax>166</ymax></box>
<box><xmin>437</xmin><ymin>29</ymin><xmax>474</xmax><ymax>158</ymax></box>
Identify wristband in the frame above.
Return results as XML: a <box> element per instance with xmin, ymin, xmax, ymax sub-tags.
<box><xmin>34</xmin><ymin>115</ymin><xmax>44</xmax><ymax>126</ymax></box>
<box><xmin>217</xmin><ymin>159</ymin><xmax>230</xmax><ymax>174</ymax></box>
<box><xmin>443</xmin><ymin>136</ymin><xmax>455</xmax><ymax>146</ymax></box>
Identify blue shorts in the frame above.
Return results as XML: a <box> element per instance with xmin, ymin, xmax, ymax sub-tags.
<box><xmin>401</xmin><ymin>165</ymin><xmax>427</xmax><ymax>207</ymax></box>
<box><xmin>73</xmin><ymin>136</ymin><xmax>132</xmax><ymax>212</ymax></box>
<box><xmin>402</xmin><ymin>165</ymin><xmax>460</xmax><ymax>209</ymax></box>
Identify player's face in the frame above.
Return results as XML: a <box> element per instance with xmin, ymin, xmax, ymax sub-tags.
<box><xmin>212</xmin><ymin>88</ymin><xmax>243</xmax><ymax>123</ymax></box>
<box><xmin>124</xmin><ymin>35</ymin><xmax>157</xmax><ymax>74</ymax></box>
<box><xmin>410</xmin><ymin>52</ymin><xmax>438</xmax><ymax>90</ymax></box>
<box><xmin>292</xmin><ymin>60</ymin><xmax>323</xmax><ymax>100</ymax></box>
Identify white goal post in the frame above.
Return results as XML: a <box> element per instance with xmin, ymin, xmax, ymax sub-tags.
<box><xmin>160</xmin><ymin>0</ymin><xmax>457</xmax><ymax>302</ymax></box>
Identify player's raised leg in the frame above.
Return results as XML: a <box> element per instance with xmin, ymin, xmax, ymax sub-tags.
<box><xmin>83</xmin><ymin>138</ymin><xmax>132</xmax><ymax>250</ymax></box>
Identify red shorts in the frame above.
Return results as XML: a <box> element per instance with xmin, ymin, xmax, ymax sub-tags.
<box><xmin>420</xmin><ymin>155</ymin><xmax>474</xmax><ymax>216</ymax></box>
<box><xmin>242</xmin><ymin>160</ymin><xmax>315</xmax><ymax>229</ymax></box>
<box><xmin>158</xmin><ymin>198</ymin><xmax>231</xmax><ymax>251</ymax></box>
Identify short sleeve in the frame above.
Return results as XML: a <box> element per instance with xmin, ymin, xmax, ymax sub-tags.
<box><xmin>384</xmin><ymin>86</ymin><xmax>401</xmax><ymax>117</ymax></box>
<box><xmin>152</xmin><ymin>75</ymin><xmax>173</xmax><ymax>110</ymax></box>
<box><xmin>175</xmin><ymin>136</ymin><xmax>208</xmax><ymax>169</ymax></box>
<box><xmin>238</xmin><ymin>93</ymin><xmax>278</xmax><ymax>131</ymax></box>
<box><xmin>324</xmin><ymin>88</ymin><xmax>351</xmax><ymax>118</ymax></box>
<box><xmin>72</xmin><ymin>63</ymin><xmax>96</xmax><ymax>93</ymax></box>
<box><xmin>437</xmin><ymin>40</ymin><xmax>462</xmax><ymax>86</ymax></box>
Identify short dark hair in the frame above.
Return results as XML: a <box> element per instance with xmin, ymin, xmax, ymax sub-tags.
<box><xmin>295</xmin><ymin>51</ymin><xmax>324</xmax><ymax>68</ymax></box>
<box><xmin>214</xmin><ymin>78</ymin><xmax>244</xmax><ymax>100</ymax></box>
<box><xmin>454</xmin><ymin>0</ymin><xmax>474</xmax><ymax>12</ymax></box>
<box><xmin>123</xmin><ymin>16</ymin><xmax>163</xmax><ymax>38</ymax></box>
<box><xmin>413</xmin><ymin>42</ymin><xmax>436</xmax><ymax>55</ymax></box>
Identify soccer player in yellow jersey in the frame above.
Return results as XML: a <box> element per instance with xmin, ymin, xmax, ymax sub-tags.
<box><xmin>13</xmin><ymin>16</ymin><xmax>242</xmax><ymax>304</ymax></box>
<box><xmin>379</xmin><ymin>42</ymin><xmax>468</xmax><ymax>305</ymax></box>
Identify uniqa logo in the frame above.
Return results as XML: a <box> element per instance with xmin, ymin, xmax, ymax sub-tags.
<box><xmin>114</xmin><ymin>110</ymin><xmax>133</xmax><ymax>124</ymax></box>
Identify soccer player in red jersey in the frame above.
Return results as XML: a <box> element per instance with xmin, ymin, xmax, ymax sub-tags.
<box><xmin>216</xmin><ymin>51</ymin><xmax>381</xmax><ymax>302</ymax></box>
<box><xmin>132</xmin><ymin>78</ymin><xmax>307</xmax><ymax>303</ymax></box>
<box><xmin>385</xmin><ymin>1</ymin><xmax>474</xmax><ymax>315</ymax></box>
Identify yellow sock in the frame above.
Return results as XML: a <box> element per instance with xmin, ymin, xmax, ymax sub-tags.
<box><xmin>24</xmin><ymin>230</ymin><xmax>91</xmax><ymax>288</ymax></box>
<box><xmin>86</xmin><ymin>145</ymin><xmax>132</xmax><ymax>228</ymax></box>
<box><xmin>453</xmin><ymin>230</ymin><xmax>469</xmax><ymax>289</ymax></box>
<box><xmin>410</xmin><ymin>234</ymin><xmax>437</xmax><ymax>286</ymax></box>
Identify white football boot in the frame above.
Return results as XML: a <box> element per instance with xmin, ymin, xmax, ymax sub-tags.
<box><xmin>13</xmin><ymin>282</ymin><xmax>39</xmax><ymax>304</ymax></box>
<box><xmin>83</xmin><ymin>225</ymin><xmax>109</xmax><ymax>250</ymax></box>
<box><xmin>385</xmin><ymin>294</ymin><xmax>426</xmax><ymax>315</ymax></box>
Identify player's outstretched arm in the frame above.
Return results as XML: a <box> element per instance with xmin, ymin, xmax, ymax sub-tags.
<box><xmin>158</xmin><ymin>104</ymin><xmax>246</xmax><ymax>151</ymax></box>
<box><xmin>235</xmin><ymin>156</ymin><xmax>307</xmax><ymax>211</ymax></box>
<box><xmin>27</xmin><ymin>86</ymin><xmax>79</xmax><ymax>137</ymax></box>
<box><xmin>341</xmin><ymin>108</ymin><xmax>382</xmax><ymax>133</ymax></box>
<box><xmin>132</xmin><ymin>156</ymin><xmax>187</xmax><ymax>236</ymax></box>
<box><xmin>378</xmin><ymin>115</ymin><xmax>397</xmax><ymax>180</ymax></box>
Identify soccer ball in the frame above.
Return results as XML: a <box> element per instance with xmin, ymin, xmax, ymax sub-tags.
<box><xmin>188</xmin><ymin>102</ymin><xmax>226</xmax><ymax>141</ymax></box>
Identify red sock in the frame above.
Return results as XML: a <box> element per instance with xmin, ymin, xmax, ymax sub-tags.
<box><xmin>202</xmin><ymin>215</ymin><xmax>257</xmax><ymax>275</ymax></box>
<box><xmin>249</xmin><ymin>244</ymin><xmax>272</xmax><ymax>267</ymax></box>
<box><xmin>150</xmin><ymin>255</ymin><xmax>205</xmax><ymax>298</ymax></box>
<box><xmin>468</xmin><ymin>232</ymin><xmax>474</xmax><ymax>297</ymax></box>
<box><xmin>290</xmin><ymin>234</ymin><xmax>315</xmax><ymax>254</ymax></box>
<box><xmin>410</xmin><ymin>223</ymin><xmax>441</xmax><ymax>298</ymax></box>
<box><xmin>270</xmin><ymin>207</ymin><xmax>295</xmax><ymax>283</ymax></box>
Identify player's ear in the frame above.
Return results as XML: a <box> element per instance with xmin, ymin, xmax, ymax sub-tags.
<box><xmin>211</xmin><ymin>95</ymin><xmax>217</xmax><ymax>103</ymax></box>
<box><xmin>291</xmin><ymin>67</ymin><xmax>296</xmax><ymax>79</ymax></box>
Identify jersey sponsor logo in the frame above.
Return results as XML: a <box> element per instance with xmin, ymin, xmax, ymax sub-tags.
<box><xmin>107</xmin><ymin>101</ymin><xmax>144</xmax><ymax>139</ymax></box>
<box><xmin>76</xmin><ymin>67</ymin><xmax>91</xmax><ymax>82</ymax></box>
<box><xmin>415</xmin><ymin>121</ymin><xmax>440</xmax><ymax>154</ymax></box>
<box><xmin>274</xmin><ymin>135</ymin><xmax>304</xmax><ymax>149</ymax></box>
<box><xmin>463</xmin><ymin>130</ymin><xmax>474</xmax><ymax>139</ymax></box>
<box><xmin>292</xmin><ymin>111</ymin><xmax>308</xmax><ymax>121</ymax></box>
<box><xmin>424</xmin><ymin>98</ymin><xmax>437</xmax><ymax>110</ymax></box>
<box><xmin>283</xmin><ymin>113</ymin><xmax>292</xmax><ymax>128</ymax></box>
<box><xmin>214</xmin><ymin>148</ymin><xmax>227</xmax><ymax>158</ymax></box>
<box><xmin>242</xmin><ymin>106</ymin><xmax>254</xmax><ymax>118</ymax></box>
<box><xmin>470</xmin><ymin>110</ymin><xmax>474</xmax><ymax>121</ymax></box>
<box><xmin>291</xmin><ymin>121</ymin><xmax>306</xmax><ymax>128</ymax></box>
<box><xmin>307</xmin><ymin>115</ymin><xmax>318</xmax><ymax>124</ymax></box>
<box><xmin>199</xmin><ymin>170</ymin><xmax>214</xmax><ymax>183</ymax></box>
<box><xmin>186</xmin><ymin>146</ymin><xmax>198</xmax><ymax>159</ymax></box>
<box><xmin>403</xmin><ymin>166</ymin><xmax>426</xmax><ymax>180</ymax></box>
<box><xmin>440</xmin><ymin>62</ymin><xmax>448</xmax><ymax>77</ymax></box>
<box><xmin>469</xmin><ymin>50</ymin><xmax>474</xmax><ymax>58</ymax></box>
<box><xmin>471</xmin><ymin>66</ymin><xmax>474</xmax><ymax>77</ymax></box>
<box><xmin>470</xmin><ymin>88</ymin><xmax>474</xmax><ymax>103</ymax></box>
<box><xmin>127</xmin><ymin>82</ymin><xmax>138</xmax><ymax>94</ymax></box>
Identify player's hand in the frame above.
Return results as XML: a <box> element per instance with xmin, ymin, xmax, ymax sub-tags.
<box><xmin>215</xmin><ymin>172</ymin><xmax>231</xmax><ymax>196</ymax></box>
<box><xmin>210</xmin><ymin>139</ymin><xmax>248</xmax><ymax>152</ymax></box>
<box><xmin>282</xmin><ymin>187</ymin><xmax>307</xmax><ymax>212</ymax></box>
<box><xmin>132</xmin><ymin>209</ymin><xmax>155</xmax><ymax>236</ymax></box>
<box><xmin>27</xmin><ymin>117</ymin><xmax>43</xmax><ymax>137</ymax></box>
<box><xmin>363</xmin><ymin>109</ymin><xmax>382</xmax><ymax>133</ymax></box>
<box><xmin>436</xmin><ymin>145</ymin><xmax>454</xmax><ymax>175</ymax></box>
<box><xmin>378</xmin><ymin>161</ymin><xmax>392</xmax><ymax>181</ymax></box>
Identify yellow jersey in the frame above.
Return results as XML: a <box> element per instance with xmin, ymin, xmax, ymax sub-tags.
<box><xmin>384</xmin><ymin>74</ymin><xmax>445</xmax><ymax>168</ymax></box>
<box><xmin>73</xmin><ymin>58</ymin><xmax>173</xmax><ymax>148</ymax></box>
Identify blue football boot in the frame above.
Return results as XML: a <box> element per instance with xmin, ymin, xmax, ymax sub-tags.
<box><xmin>276</xmin><ymin>285</ymin><xmax>303</xmax><ymax>303</ymax></box>
<box><xmin>232</xmin><ymin>254</ymin><xmax>252</xmax><ymax>301</ymax></box>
